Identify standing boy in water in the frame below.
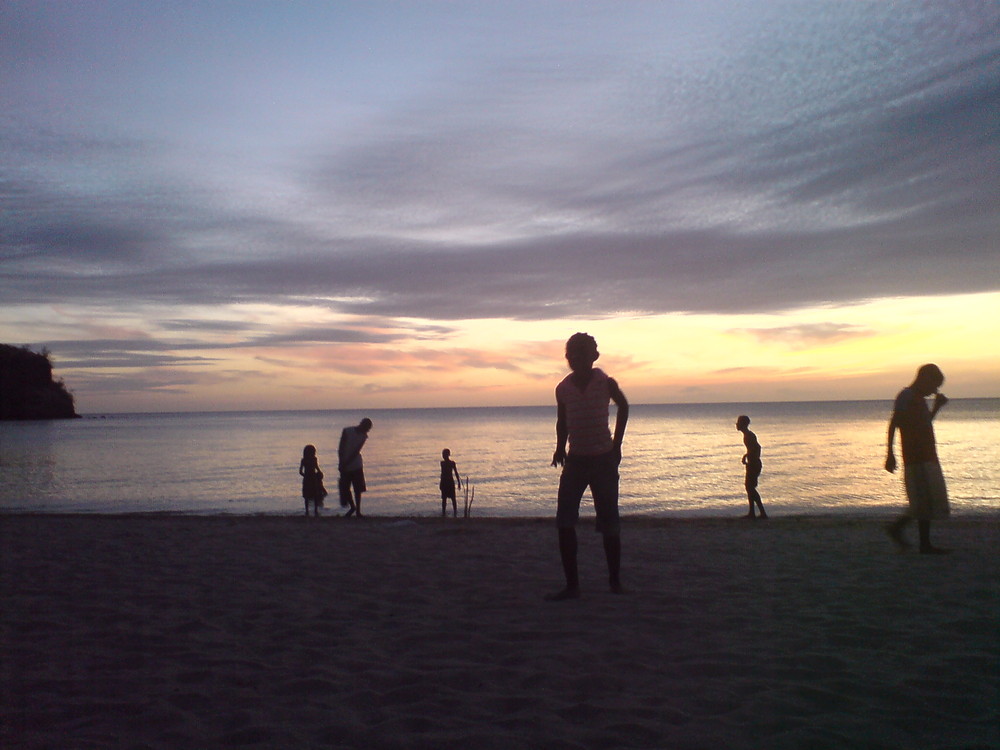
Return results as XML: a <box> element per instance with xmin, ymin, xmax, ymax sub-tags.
<box><xmin>736</xmin><ymin>415</ymin><xmax>767</xmax><ymax>519</ymax></box>
<box><xmin>885</xmin><ymin>364</ymin><xmax>950</xmax><ymax>553</ymax></box>
<box><xmin>547</xmin><ymin>333</ymin><xmax>629</xmax><ymax>601</ymax></box>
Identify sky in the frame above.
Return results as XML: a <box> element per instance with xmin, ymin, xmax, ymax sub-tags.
<box><xmin>2</xmin><ymin>1</ymin><xmax>999</xmax><ymax>413</ymax></box>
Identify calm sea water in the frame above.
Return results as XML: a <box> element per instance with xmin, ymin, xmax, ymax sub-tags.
<box><xmin>1</xmin><ymin>400</ymin><xmax>997</xmax><ymax>518</ymax></box>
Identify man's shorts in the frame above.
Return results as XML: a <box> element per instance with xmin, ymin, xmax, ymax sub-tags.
<box><xmin>904</xmin><ymin>461</ymin><xmax>949</xmax><ymax>520</ymax></box>
<box><xmin>339</xmin><ymin>469</ymin><xmax>366</xmax><ymax>502</ymax></box>
<box><xmin>556</xmin><ymin>451</ymin><xmax>620</xmax><ymax>535</ymax></box>
<box><xmin>745</xmin><ymin>460</ymin><xmax>762</xmax><ymax>490</ymax></box>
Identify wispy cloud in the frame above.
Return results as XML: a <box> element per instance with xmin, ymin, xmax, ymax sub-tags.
<box><xmin>731</xmin><ymin>323</ymin><xmax>876</xmax><ymax>350</ymax></box>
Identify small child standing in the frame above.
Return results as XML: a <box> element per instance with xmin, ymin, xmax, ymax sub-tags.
<box><xmin>299</xmin><ymin>444</ymin><xmax>326</xmax><ymax>517</ymax></box>
<box><xmin>439</xmin><ymin>448</ymin><xmax>462</xmax><ymax>517</ymax></box>
<box><xmin>547</xmin><ymin>332</ymin><xmax>629</xmax><ymax>601</ymax></box>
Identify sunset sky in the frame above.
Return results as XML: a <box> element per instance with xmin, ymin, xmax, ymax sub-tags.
<box><xmin>3</xmin><ymin>1</ymin><xmax>999</xmax><ymax>413</ymax></box>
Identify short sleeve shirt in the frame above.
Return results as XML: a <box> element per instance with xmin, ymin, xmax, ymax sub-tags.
<box><xmin>893</xmin><ymin>387</ymin><xmax>938</xmax><ymax>464</ymax></box>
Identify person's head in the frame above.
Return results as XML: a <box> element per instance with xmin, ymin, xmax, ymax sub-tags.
<box><xmin>911</xmin><ymin>364</ymin><xmax>944</xmax><ymax>396</ymax></box>
<box><xmin>736</xmin><ymin>415</ymin><xmax>751</xmax><ymax>432</ymax></box>
<box><xmin>565</xmin><ymin>332</ymin><xmax>599</xmax><ymax>372</ymax></box>
<box><xmin>303</xmin><ymin>444</ymin><xmax>316</xmax><ymax>458</ymax></box>
<box><xmin>359</xmin><ymin>417</ymin><xmax>373</xmax><ymax>433</ymax></box>
<box><xmin>442</xmin><ymin>448</ymin><xmax>451</xmax><ymax>459</ymax></box>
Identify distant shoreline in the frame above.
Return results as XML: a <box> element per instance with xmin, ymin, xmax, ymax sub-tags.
<box><xmin>4</xmin><ymin>511</ymin><xmax>999</xmax><ymax>524</ymax></box>
<box><xmin>69</xmin><ymin>396</ymin><xmax>1000</xmax><ymax>418</ymax></box>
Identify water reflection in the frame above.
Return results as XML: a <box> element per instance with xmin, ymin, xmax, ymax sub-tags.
<box><xmin>0</xmin><ymin>401</ymin><xmax>997</xmax><ymax>516</ymax></box>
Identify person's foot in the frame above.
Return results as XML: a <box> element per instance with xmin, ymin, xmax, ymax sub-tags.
<box><xmin>744</xmin><ymin>512</ymin><xmax>756</xmax><ymax>520</ymax></box>
<box><xmin>919</xmin><ymin>545</ymin><xmax>951</xmax><ymax>555</ymax></box>
<box><xmin>758</xmin><ymin>511</ymin><xmax>768</xmax><ymax>520</ymax></box>
<box><xmin>885</xmin><ymin>521</ymin><xmax>910</xmax><ymax>550</ymax></box>
<box><xmin>343</xmin><ymin>509</ymin><xmax>355</xmax><ymax>518</ymax></box>
<box><xmin>545</xmin><ymin>587</ymin><xmax>580</xmax><ymax>602</ymax></box>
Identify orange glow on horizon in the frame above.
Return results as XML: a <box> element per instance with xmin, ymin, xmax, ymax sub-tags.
<box><xmin>18</xmin><ymin>292</ymin><xmax>1000</xmax><ymax>413</ymax></box>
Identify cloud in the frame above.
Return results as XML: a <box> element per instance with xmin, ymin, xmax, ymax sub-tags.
<box><xmin>65</xmin><ymin>367</ymin><xmax>237</xmax><ymax>395</ymax></box>
<box><xmin>5</xmin><ymin>213</ymin><xmax>998</xmax><ymax>324</ymax></box>
<box><xmin>731</xmin><ymin>323</ymin><xmax>876</xmax><ymax>350</ymax></box>
<box><xmin>24</xmin><ymin>321</ymin><xmax>427</xmax><ymax>371</ymax></box>
<box><xmin>2</xmin><ymin>1</ymin><xmax>998</xmax><ymax>328</ymax></box>
<box><xmin>298</xmin><ymin>343</ymin><xmax>543</xmax><ymax>379</ymax></box>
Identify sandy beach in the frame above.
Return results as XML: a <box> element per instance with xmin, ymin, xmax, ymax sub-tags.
<box><xmin>2</xmin><ymin>513</ymin><xmax>997</xmax><ymax>749</ymax></box>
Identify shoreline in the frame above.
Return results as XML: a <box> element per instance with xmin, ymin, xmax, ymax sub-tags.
<box><xmin>3</xmin><ymin>513</ymin><xmax>997</xmax><ymax>749</ymax></box>
<box><xmin>2</xmin><ymin>509</ymin><xmax>1000</xmax><ymax>524</ymax></box>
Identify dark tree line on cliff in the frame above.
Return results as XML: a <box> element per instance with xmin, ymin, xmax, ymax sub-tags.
<box><xmin>0</xmin><ymin>345</ymin><xmax>78</xmax><ymax>420</ymax></box>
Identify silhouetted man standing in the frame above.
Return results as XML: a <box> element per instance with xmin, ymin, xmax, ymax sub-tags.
<box><xmin>547</xmin><ymin>333</ymin><xmax>629</xmax><ymax>601</ymax></box>
<box><xmin>736</xmin><ymin>415</ymin><xmax>767</xmax><ymax>519</ymax></box>
<box><xmin>885</xmin><ymin>364</ymin><xmax>950</xmax><ymax>553</ymax></box>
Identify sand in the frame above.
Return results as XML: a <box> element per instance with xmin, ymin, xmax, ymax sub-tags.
<box><xmin>2</xmin><ymin>513</ymin><xmax>997</xmax><ymax>750</ymax></box>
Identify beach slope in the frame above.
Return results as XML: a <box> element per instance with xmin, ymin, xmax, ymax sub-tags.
<box><xmin>2</xmin><ymin>514</ymin><xmax>997</xmax><ymax>749</ymax></box>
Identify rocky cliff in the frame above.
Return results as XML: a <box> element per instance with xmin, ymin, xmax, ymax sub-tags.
<box><xmin>0</xmin><ymin>344</ymin><xmax>79</xmax><ymax>420</ymax></box>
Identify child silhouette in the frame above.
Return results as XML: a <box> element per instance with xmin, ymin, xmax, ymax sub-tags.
<box><xmin>299</xmin><ymin>444</ymin><xmax>326</xmax><ymax>517</ymax></box>
<box><xmin>439</xmin><ymin>449</ymin><xmax>462</xmax><ymax>517</ymax></box>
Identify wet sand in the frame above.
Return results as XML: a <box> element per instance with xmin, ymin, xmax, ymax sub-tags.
<box><xmin>2</xmin><ymin>513</ymin><xmax>997</xmax><ymax>749</ymax></box>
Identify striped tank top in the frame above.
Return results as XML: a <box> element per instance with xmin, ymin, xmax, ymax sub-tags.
<box><xmin>556</xmin><ymin>368</ymin><xmax>614</xmax><ymax>456</ymax></box>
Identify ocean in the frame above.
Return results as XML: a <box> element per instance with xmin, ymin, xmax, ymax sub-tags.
<box><xmin>1</xmin><ymin>400</ymin><xmax>997</xmax><ymax>518</ymax></box>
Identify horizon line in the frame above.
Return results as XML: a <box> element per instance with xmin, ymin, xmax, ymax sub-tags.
<box><xmin>74</xmin><ymin>395</ymin><xmax>1000</xmax><ymax>417</ymax></box>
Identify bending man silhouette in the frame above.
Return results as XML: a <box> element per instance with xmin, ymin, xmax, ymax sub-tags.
<box><xmin>339</xmin><ymin>418</ymin><xmax>372</xmax><ymax>518</ymax></box>
<box><xmin>885</xmin><ymin>364</ymin><xmax>950</xmax><ymax>553</ymax></box>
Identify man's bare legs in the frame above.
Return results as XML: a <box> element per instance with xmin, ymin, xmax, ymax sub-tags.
<box><xmin>603</xmin><ymin>533</ymin><xmax>622</xmax><ymax>593</ymax></box>
<box><xmin>547</xmin><ymin>527</ymin><xmax>580</xmax><ymax>600</ymax></box>
<box><xmin>747</xmin><ymin>485</ymin><xmax>767</xmax><ymax>519</ymax></box>
<box><xmin>886</xmin><ymin>516</ymin><xmax>948</xmax><ymax>553</ymax></box>
<box><xmin>547</xmin><ymin>527</ymin><xmax>623</xmax><ymax>600</ymax></box>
